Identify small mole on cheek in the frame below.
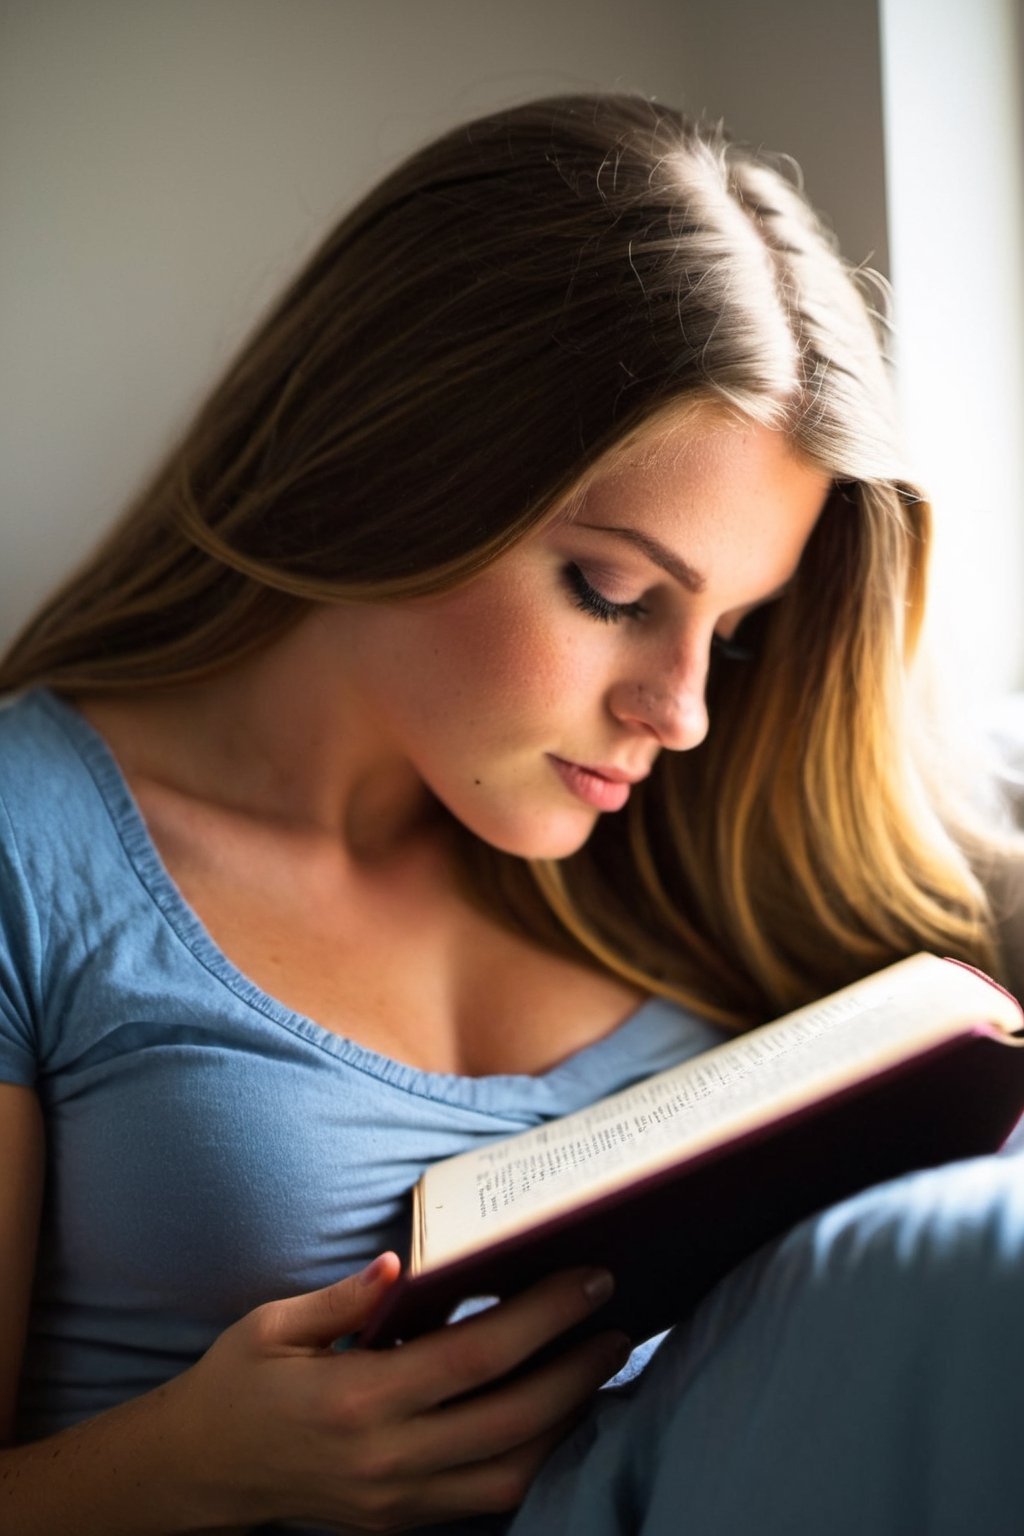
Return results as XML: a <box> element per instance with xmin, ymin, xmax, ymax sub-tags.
<box><xmin>473</xmin><ymin>778</ymin><xmax>482</xmax><ymax>786</ymax></box>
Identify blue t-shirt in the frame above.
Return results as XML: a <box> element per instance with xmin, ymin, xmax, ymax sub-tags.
<box><xmin>0</xmin><ymin>690</ymin><xmax>728</xmax><ymax>1442</ymax></box>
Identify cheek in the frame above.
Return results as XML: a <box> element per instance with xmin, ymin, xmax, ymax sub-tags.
<box><xmin>470</xmin><ymin>616</ymin><xmax>596</xmax><ymax>720</ymax></box>
<box><xmin>364</xmin><ymin>575</ymin><xmax>605</xmax><ymax>741</ymax></box>
<box><xmin>429</xmin><ymin>587</ymin><xmax>580</xmax><ymax>705</ymax></box>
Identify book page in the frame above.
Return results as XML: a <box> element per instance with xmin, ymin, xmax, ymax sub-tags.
<box><xmin>417</xmin><ymin>954</ymin><xmax>1021</xmax><ymax>1268</ymax></box>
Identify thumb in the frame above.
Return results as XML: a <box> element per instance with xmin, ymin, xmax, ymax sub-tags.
<box><xmin>259</xmin><ymin>1252</ymin><xmax>403</xmax><ymax>1352</ymax></box>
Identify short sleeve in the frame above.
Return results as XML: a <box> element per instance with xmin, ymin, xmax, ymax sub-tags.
<box><xmin>0</xmin><ymin>790</ymin><xmax>42</xmax><ymax>1085</ymax></box>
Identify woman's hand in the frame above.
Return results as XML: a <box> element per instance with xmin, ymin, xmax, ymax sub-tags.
<box><xmin>174</xmin><ymin>1253</ymin><xmax>630</xmax><ymax>1532</ymax></box>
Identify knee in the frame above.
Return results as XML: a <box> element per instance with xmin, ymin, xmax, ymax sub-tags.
<box><xmin>802</xmin><ymin>1149</ymin><xmax>1024</xmax><ymax>1280</ymax></box>
<box><xmin>763</xmin><ymin>1150</ymin><xmax>1024</xmax><ymax>1371</ymax></box>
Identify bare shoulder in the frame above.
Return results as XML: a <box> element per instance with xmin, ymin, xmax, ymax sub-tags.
<box><xmin>0</xmin><ymin>1083</ymin><xmax>44</xmax><ymax>1444</ymax></box>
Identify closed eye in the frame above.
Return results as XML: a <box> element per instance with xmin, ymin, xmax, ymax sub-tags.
<box><xmin>562</xmin><ymin>563</ymin><xmax>648</xmax><ymax>624</ymax></box>
<box><xmin>711</xmin><ymin>602</ymin><xmax>777</xmax><ymax>662</ymax></box>
<box><xmin>711</xmin><ymin>629</ymin><xmax>756</xmax><ymax>662</ymax></box>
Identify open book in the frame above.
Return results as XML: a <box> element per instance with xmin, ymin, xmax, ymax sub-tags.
<box><xmin>361</xmin><ymin>954</ymin><xmax>1024</xmax><ymax>1348</ymax></box>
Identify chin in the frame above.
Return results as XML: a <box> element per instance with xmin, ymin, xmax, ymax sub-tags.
<box><xmin>468</xmin><ymin>807</ymin><xmax>601</xmax><ymax>861</ymax></box>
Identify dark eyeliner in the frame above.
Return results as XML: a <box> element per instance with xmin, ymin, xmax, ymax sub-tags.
<box><xmin>710</xmin><ymin>631</ymin><xmax>755</xmax><ymax>662</ymax></box>
<box><xmin>562</xmin><ymin>562</ymin><xmax>647</xmax><ymax>624</ymax></box>
<box><xmin>711</xmin><ymin>603</ymin><xmax>773</xmax><ymax>662</ymax></box>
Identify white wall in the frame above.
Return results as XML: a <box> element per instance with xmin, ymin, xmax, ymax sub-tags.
<box><xmin>880</xmin><ymin>0</ymin><xmax>1024</xmax><ymax>707</ymax></box>
<box><xmin>1</xmin><ymin>0</ymin><xmax>711</xmax><ymax>639</ymax></box>
<box><xmin>8</xmin><ymin>0</ymin><xmax>1009</xmax><ymax>700</ymax></box>
<box><xmin>668</xmin><ymin>0</ymin><xmax>891</xmax><ymax>275</ymax></box>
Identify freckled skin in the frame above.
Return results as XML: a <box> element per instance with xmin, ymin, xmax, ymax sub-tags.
<box><xmin>318</xmin><ymin>415</ymin><xmax>830</xmax><ymax>861</ymax></box>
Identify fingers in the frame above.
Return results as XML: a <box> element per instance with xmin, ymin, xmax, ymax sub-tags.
<box><xmin>315</xmin><ymin>1329</ymin><xmax>627</xmax><ymax>1531</ymax></box>
<box><xmin>408</xmin><ymin>1326</ymin><xmax>631</xmax><ymax>1474</ymax></box>
<box><xmin>418</xmin><ymin>1418</ymin><xmax>588</xmax><ymax>1522</ymax></box>
<box><xmin>390</xmin><ymin>1265</ymin><xmax>619</xmax><ymax>1413</ymax></box>
<box><xmin>199</xmin><ymin>1264</ymin><xmax>624</xmax><ymax>1532</ymax></box>
<box><xmin>252</xmin><ymin>1253</ymin><xmax>403</xmax><ymax>1353</ymax></box>
<box><xmin>359</xmin><ymin>1371</ymin><xmax>616</xmax><ymax>1529</ymax></box>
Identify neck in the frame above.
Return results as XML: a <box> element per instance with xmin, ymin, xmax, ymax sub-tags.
<box><xmin>72</xmin><ymin>608</ymin><xmax>440</xmax><ymax>862</ymax></box>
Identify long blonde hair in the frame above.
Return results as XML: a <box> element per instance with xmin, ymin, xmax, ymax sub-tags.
<box><xmin>0</xmin><ymin>94</ymin><xmax>1001</xmax><ymax>1023</ymax></box>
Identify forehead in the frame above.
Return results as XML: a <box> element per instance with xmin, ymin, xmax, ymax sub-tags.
<box><xmin>590</xmin><ymin>410</ymin><xmax>819</xmax><ymax>496</ymax></box>
<box><xmin>564</xmin><ymin>413</ymin><xmax>830</xmax><ymax>563</ymax></box>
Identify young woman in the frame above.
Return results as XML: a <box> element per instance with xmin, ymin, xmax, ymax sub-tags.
<box><xmin>1</xmin><ymin>94</ymin><xmax>1022</xmax><ymax>1534</ymax></box>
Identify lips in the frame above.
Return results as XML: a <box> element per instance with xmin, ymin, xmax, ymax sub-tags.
<box><xmin>548</xmin><ymin>755</ymin><xmax>648</xmax><ymax>812</ymax></box>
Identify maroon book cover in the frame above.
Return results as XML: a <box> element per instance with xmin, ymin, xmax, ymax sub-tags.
<box><xmin>361</xmin><ymin>1025</ymin><xmax>1024</xmax><ymax>1350</ymax></box>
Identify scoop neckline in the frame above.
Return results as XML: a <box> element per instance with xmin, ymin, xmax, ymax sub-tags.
<box><xmin>33</xmin><ymin>688</ymin><xmax>697</xmax><ymax>1108</ymax></box>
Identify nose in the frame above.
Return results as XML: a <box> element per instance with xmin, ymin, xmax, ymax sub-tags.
<box><xmin>608</xmin><ymin>636</ymin><xmax>711</xmax><ymax>752</ymax></box>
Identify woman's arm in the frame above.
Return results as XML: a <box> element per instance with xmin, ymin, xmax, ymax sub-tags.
<box><xmin>0</xmin><ymin>1083</ymin><xmax>43</xmax><ymax>1444</ymax></box>
<box><xmin>0</xmin><ymin>1110</ymin><xmax>625</xmax><ymax>1535</ymax></box>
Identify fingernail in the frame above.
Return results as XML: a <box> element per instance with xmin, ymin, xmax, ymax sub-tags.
<box><xmin>582</xmin><ymin>1268</ymin><xmax>615</xmax><ymax>1307</ymax></box>
<box><xmin>358</xmin><ymin>1255</ymin><xmax>389</xmax><ymax>1287</ymax></box>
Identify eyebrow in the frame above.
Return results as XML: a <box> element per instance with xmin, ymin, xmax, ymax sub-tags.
<box><xmin>575</xmin><ymin>521</ymin><xmax>797</xmax><ymax>606</ymax></box>
<box><xmin>575</xmin><ymin>522</ymin><xmax>708</xmax><ymax>592</ymax></box>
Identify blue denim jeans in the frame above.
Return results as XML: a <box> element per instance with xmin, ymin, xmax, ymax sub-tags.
<box><xmin>511</xmin><ymin>1137</ymin><xmax>1024</xmax><ymax>1536</ymax></box>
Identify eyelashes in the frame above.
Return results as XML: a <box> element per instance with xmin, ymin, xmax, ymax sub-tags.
<box><xmin>562</xmin><ymin>560</ymin><xmax>764</xmax><ymax>661</ymax></box>
<box><xmin>562</xmin><ymin>563</ymin><xmax>647</xmax><ymax>624</ymax></box>
<box><xmin>711</xmin><ymin>604</ymin><xmax>771</xmax><ymax>662</ymax></box>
